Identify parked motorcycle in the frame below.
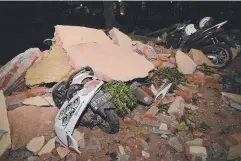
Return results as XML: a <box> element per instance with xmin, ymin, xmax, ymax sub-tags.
<box><xmin>52</xmin><ymin>67</ymin><xmax>119</xmax><ymax>153</ymax></box>
<box><xmin>157</xmin><ymin>17</ymin><xmax>241</xmax><ymax>68</ymax></box>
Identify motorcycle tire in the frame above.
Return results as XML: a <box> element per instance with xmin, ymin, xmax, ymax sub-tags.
<box><xmin>201</xmin><ymin>43</ymin><xmax>232</xmax><ymax>68</ymax></box>
<box><xmin>97</xmin><ymin>109</ymin><xmax>119</xmax><ymax>134</ymax></box>
<box><xmin>52</xmin><ymin>80</ymin><xmax>67</xmax><ymax>108</ymax></box>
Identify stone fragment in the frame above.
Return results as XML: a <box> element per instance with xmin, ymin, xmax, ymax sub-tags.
<box><xmin>228</xmin><ymin>133</ymin><xmax>241</xmax><ymax>145</ymax></box>
<box><xmin>227</xmin><ymin>144</ymin><xmax>241</xmax><ymax>160</ymax></box>
<box><xmin>57</xmin><ymin>147</ymin><xmax>70</xmax><ymax>159</ymax></box>
<box><xmin>142</xmin><ymin>150</ymin><xmax>150</xmax><ymax>158</ymax></box>
<box><xmin>168</xmin><ymin>96</ymin><xmax>185</xmax><ymax>119</ymax></box>
<box><xmin>38</xmin><ymin>137</ymin><xmax>56</xmax><ymax>156</ymax></box>
<box><xmin>26</xmin><ymin>136</ymin><xmax>45</xmax><ymax>154</ymax></box>
<box><xmin>8</xmin><ymin>106</ymin><xmax>58</xmax><ymax>150</ymax></box>
<box><xmin>168</xmin><ymin>137</ymin><xmax>183</xmax><ymax>152</ymax></box>
<box><xmin>118</xmin><ymin>145</ymin><xmax>126</xmax><ymax>155</ymax></box>
<box><xmin>189</xmin><ymin>146</ymin><xmax>207</xmax><ymax>160</ymax></box>
<box><xmin>25</xmin><ymin>47</ymin><xmax>72</xmax><ymax>86</ymax></box>
<box><xmin>0</xmin><ymin>90</ymin><xmax>11</xmax><ymax>158</ymax></box>
<box><xmin>186</xmin><ymin>138</ymin><xmax>203</xmax><ymax>146</ymax></box>
<box><xmin>135</xmin><ymin>138</ymin><xmax>149</xmax><ymax>151</ymax></box>
<box><xmin>176</xmin><ymin>50</ymin><xmax>197</xmax><ymax>74</ymax></box>
<box><xmin>211</xmin><ymin>143</ymin><xmax>223</xmax><ymax>157</ymax></box>
<box><xmin>23</xmin><ymin>96</ymin><xmax>50</xmax><ymax>106</ymax></box>
<box><xmin>189</xmin><ymin>49</ymin><xmax>213</xmax><ymax>66</ymax></box>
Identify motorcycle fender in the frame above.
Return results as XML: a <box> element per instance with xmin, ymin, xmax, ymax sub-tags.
<box><xmin>54</xmin><ymin>81</ymin><xmax>103</xmax><ymax>154</ymax></box>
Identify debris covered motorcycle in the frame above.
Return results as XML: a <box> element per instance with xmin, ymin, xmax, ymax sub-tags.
<box><xmin>52</xmin><ymin>67</ymin><xmax>119</xmax><ymax>153</ymax></box>
<box><xmin>157</xmin><ymin>17</ymin><xmax>241</xmax><ymax>68</ymax></box>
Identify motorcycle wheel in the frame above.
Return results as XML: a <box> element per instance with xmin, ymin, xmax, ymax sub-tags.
<box><xmin>79</xmin><ymin>108</ymin><xmax>119</xmax><ymax>134</ymax></box>
<box><xmin>97</xmin><ymin>109</ymin><xmax>119</xmax><ymax>134</ymax></box>
<box><xmin>52</xmin><ymin>81</ymin><xmax>67</xmax><ymax>108</ymax></box>
<box><xmin>201</xmin><ymin>43</ymin><xmax>232</xmax><ymax>68</ymax></box>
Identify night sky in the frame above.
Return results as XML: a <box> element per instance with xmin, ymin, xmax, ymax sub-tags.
<box><xmin>0</xmin><ymin>1</ymin><xmax>240</xmax><ymax>65</ymax></box>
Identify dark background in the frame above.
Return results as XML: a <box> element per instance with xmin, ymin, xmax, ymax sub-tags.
<box><xmin>0</xmin><ymin>1</ymin><xmax>240</xmax><ymax>65</ymax></box>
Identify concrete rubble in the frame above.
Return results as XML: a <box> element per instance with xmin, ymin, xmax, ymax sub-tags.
<box><xmin>38</xmin><ymin>137</ymin><xmax>56</xmax><ymax>156</ymax></box>
<box><xmin>8</xmin><ymin>106</ymin><xmax>58</xmax><ymax>150</ymax></box>
<box><xmin>26</xmin><ymin>136</ymin><xmax>45</xmax><ymax>154</ymax></box>
<box><xmin>175</xmin><ymin>50</ymin><xmax>197</xmax><ymax>74</ymax></box>
<box><xmin>0</xmin><ymin>24</ymin><xmax>240</xmax><ymax>161</ymax></box>
<box><xmin>57</xmin><ymin>147</ymin><xmax>70</xmax><ymax>159</ymax></box>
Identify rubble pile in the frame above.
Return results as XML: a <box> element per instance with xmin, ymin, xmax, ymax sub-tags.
<box><xmin>0</xmin><ymin>25</ymin><xmax>241</xmax><ymax>161</ymax></box>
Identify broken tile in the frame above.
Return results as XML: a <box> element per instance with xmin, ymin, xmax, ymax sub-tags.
<box><xmin>189</xmin><ymin>49</ymin><xmax>213</xmax><ymax>66</ymax></box>
<box><xmin>168</xmin><ymin>96</ymin><xmax>185</xmax><ymax>119</ymax></box>
<box><xmin>175</xmin><ymin>50</ymin><xmax>197</xmax><ymax>74</ymax></box>
<box><xmin>26</xmin><ymin>136</ymin><xmax>45</xmax><ymax>154</ymax></box>
<box><xmin>187</xmin><ymin>71</ymin><xmax>205</xmax><ymax>87</ymax></box>
<box><xmin>57</xmin><ymin>147</ymin><xmax>70</xmax><ymax>159</ymax></box>
<box><xmin>0</xmin><ymin>90</ymin><xmax>11</xmax><ymax>158</ymax></box>
<box><xmin>38</xmin><ymin>137</ymin><xmax>56</xmax><ymax>156</ymax></box>
<box><xmin>23</xmin><ymin>96</ymin><xmax>51</xmax><ymax>106</ymax></box>
<box><xmin>168</xmin><ymin>137</ymin><xmax>183</xmax><ymax>152</ymax></box>
<box><xmin>142</xmin><ymin>150</ymin><xmax>150</xmax><ymax>158</ymax></box>
<box><xmin>25</xmin><ymin>47</ymin><xmax>72</xmax><ymax>86</ymax></box>
<box><xmin>8</xmin><ymin>106</ymin><xmax>58</xmax><ymax>150</ymax></box>
<box><xmin>118</xmin><ymin>145</ymin><xmax>126</xmax><ymax>155</ymax></box>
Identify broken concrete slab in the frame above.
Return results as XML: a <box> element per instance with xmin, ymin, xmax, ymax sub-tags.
<box><xmin>26</xmin><ymin>136</ymin><xmax>45</xmax><ymax>154</ymax></box>
<box><xmin>0</xmin><ymin>90</ymin><xmax>11</xmax><ymax>158</ymax></box>
<box><xmin>57</xmin><ymin>147</ymin><xmax>70</xmax><ymax>159</ymax></box>
<box><xmin>43</xmin><ymin>96</ymin><xmax>56</xmax><ymax>106</ymax></box>
<box><xmin>168</xmin><ymin>96</ymin><xmax>185</xmax><ymax>119</ymax></box>
<box><xmin>22</xmin><ymin>96</ymin><xmax>51</xmax><ymax>106</ymax></box>
<box><xmin>8</xmin><ymin>106</ymin><xmax>58</xmax><ymax>150</ymax></box>
<box><xmin>189</xmin><ymin>49</ymin><xmax>213</xmax><ymax>66</ymax></box>
<box><xmin>5</xmin><ymin>87</ymin><xmax>50</xmax><ymax>106</ymax></box>
<box><xmin>38</xmin><ymin>137</ymin><xmax>56</xmax><ymax>156</ymax></box>
<box><xmin>66</xmin><ymin>42</ymin><xmax>155</xmax><ymax>82</ymax></box>
<box><xmin>55</xmin><ymin>25</ymin><xmax>112</xmax><ymax>49</ymax></box>
<box><xmin>25</xmin><ymin>46</ymin><xmax>72</xmax><ymax>86</ymax></box>
<box><xmin>176</xmin><ymin>50</ymin><xmax>197</xmax><ymax>74</ymax></box>
<box><xmin>109</xmin><ymin>27</ymin><xmax>133</xmax><ymax>52</ymax></box>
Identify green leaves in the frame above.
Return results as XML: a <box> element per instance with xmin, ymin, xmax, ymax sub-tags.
<box><xmin>103</xmin><ymin>81</ymin><xmax>137</xmax><ymax>117</ymax></box>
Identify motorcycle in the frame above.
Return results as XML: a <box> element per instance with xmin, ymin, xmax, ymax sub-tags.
<box><xmin>157</xmin><ymin>17</ymin><xmax>241</xmax><ymax>68</ymax></box>
<box><xmin>52</xmin><ymin>67</ymin><xmax>119</xmax><ymax>153</ymax></box>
